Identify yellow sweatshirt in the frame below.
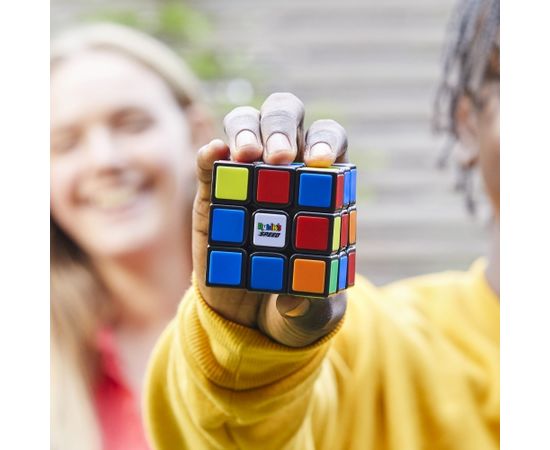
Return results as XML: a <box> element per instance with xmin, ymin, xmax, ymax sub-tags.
<box><xmin>144</xmin><ymin>259</ymin><xmax>499</xmax><ymax>450</ymax></box>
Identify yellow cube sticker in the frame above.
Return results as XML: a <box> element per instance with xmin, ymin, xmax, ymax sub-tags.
<box><xmin>332</xmin><ymin>216</ymin><xmax>341</xmax><ymax>251</ymax></box>
<box><xmin>215</xmin><ymin>166</ymin><xmax>249</xmax><ymax>201</ymax></box>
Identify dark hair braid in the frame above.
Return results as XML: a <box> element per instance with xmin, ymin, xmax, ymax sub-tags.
<box><xmin>434</xmin><ymin>0</ymin><xmax>500</xmax><ymax>214</ymax></box>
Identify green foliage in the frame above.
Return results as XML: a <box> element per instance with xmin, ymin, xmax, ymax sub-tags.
<box><xmin>85</xmin><ymin>9</ymin><xmax>146</xmax><ymax>31</ymax></box>
<box><xmin>157</xmin><ymin>3</ymin><xmax>211</xmax><ymax>43</ymax></box>
<box><xmin>185</xmin><ymin>50</ymin><xmax>224</xmax><ymax>80</ymax></box>
<box><xmin>83</xmin><ymin>1</ymin><xmax>223</xmax><ymax>80</ymax></box>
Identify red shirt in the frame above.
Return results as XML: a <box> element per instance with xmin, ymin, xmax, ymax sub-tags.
<box><xmin>94</xmin><ymin>329</ymin><xmax>150</xmax><ymax>450</ymax></box>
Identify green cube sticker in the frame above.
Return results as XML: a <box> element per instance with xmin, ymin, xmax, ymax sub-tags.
<box><xmin>329</xmin><ymin>259</ymin><xmax>339</xmax><ymax>294</ymax></box>
<box><xmin>332</xmin><ymin>216</ymin><xmax>341</xmax><ymax>251</ymax></box>
<box><xmin>215</xmin><ymin>166</ymin><xmax>249</xmax><ymax>201</ymax></box>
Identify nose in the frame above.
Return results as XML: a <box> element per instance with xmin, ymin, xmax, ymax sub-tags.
<box><xmin>85</xmin><ymin>126</ymin><xmax>124</xmax><ymax>172</ymax></box>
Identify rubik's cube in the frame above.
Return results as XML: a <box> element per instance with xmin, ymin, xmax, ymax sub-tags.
<box><xmin>205</xmin><ymin>161</ymin><xmax>357</xmax><ymax>297</ymax></box>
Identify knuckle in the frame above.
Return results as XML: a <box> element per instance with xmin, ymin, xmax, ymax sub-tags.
<box><xmin>307</xmin><ymin>119</ymin><xmax>348</xmax><ymax>150</ymax></box>
<box><xmin>311</xmin><ymin>119</ymin><xmax>346</xmax><ymax>136</ymax></box>
<box><xmin>262</xmin><ymin>93</ymin><xmax>305</xmax><ymax>118</ymax></box>
<box><xmin>265</xmin><ymin>92</ymin><xmax>302</xmax><ymax>105</ymax></box>
<box><xmin>223</xmin><ymin>106</ymin><xmax>260</xmax><ymax>132</ymax></box>
<box><xmin>260</xmin><ymin>108</ymin><xmax>297</xmax><ymax>127</ymax></box>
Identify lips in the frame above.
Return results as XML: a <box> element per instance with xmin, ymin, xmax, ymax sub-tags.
<box><xmin>80</xmin><ymin>178</ymin><xmax>153</xmax><ymax>213</ymax></box>
<box><xmin>90</xmin><ymin>185</ymin><xmax>141</xmax><ymax>209</ymax></box>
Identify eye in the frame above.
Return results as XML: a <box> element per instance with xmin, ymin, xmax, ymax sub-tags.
<box><xmin>51</xmin><ymin>129</ymin><xmax>80</xmax><ymax>155</ymax></box>
<box><xmin>111</xmin><ymin>109</ymin><xmax>154</xmax><ymax>134</ymax></box>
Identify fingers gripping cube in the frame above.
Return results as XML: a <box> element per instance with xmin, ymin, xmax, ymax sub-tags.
<box><xmin>206</xmin><ymin>160</ymin><xmax>357</xmax><ymax>297</ymax></box>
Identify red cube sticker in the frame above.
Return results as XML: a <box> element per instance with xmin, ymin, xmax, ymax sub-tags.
<box><xmin>335</xmin><ymin>174</ymin><xmax>344</xmax><ymax>209</ymax></box>
<box><xmin>347</xmin><ymin>250</ymin><xmax>356</xmax><ymax>286</ymax></box>
<box><xmin>256</xmin><ymin>169</ymin><xmax>291</xmax><ymax>204</ymax></box>
<box><xmin>340</xmin><ymin>212</ymin><xmax>349</xmax><ymax>248</ymax></box>
<box><xmin>295</xmin><ymin>216</ymin><xmax>330</xmax><ymax>251</ymax></box>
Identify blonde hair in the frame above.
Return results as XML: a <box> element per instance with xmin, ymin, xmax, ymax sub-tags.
<box><xmin>50</xmin><ymin>22</ymin><xmax>204</xmax><ymax>450</ymax></box>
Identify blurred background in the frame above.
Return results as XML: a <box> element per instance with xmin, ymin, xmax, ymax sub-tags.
<box><xmin>51</xmin><ymin>0</ymin><xmax>488</xmax><ymax>285</ymax></box>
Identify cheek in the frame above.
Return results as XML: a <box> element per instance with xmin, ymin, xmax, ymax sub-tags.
<box><xmin>486</xmin><ymin>108</ymin><xmax>500</xmax><ymax>154</ymax></box>
<box><xmin>484</xmin><ymin>111</ymin><xmax>500</xmax><ymax>176</ymax></box>
<box><xmin>479</xmin><ymin>111</ymin><xmax>500</xmax><ymax>210</ymax></box>
<box><xmin>50</xmin><ymin>156</ymin><xmax>81</xmax><ymax>233</ymax></box>
<box><xmin>129</xmin><ymin>120</ymin><xmax>196</xmax><ymax>202</ymax></box>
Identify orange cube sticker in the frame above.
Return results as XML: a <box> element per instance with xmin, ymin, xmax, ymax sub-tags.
<box><xmin>292</xmin><ymin>258</ymin><xmax>326</xmax><ymax>294</ymax></box>
<box><xmin>349</xmin><ymin>209</ymin><xmax>357</xmax><ymax>245</ymax></box>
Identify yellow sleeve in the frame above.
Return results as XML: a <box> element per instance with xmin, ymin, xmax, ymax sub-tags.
<box><xmin>144</xmin><ymin>264</ymin><xmax>499</xmax><ymax>450</ymax></box>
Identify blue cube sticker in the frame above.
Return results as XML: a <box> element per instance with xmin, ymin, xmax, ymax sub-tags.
<box><xmin>211</xmin><ymin>207</ymin><xmax>245</xmax><ymax>244</ymax></box>
<box><xmin>338</xmin><ymin>255</ymin><xmax>348</xmax><ymax>290</ymax></box>
<box><xmin>343</xmin><ymin>171</ymin><xmax>351</xmax><ymax>205</ymax></box>
<box><xmin>208</xmin><ymin>250</ymin><xmax>243</xmax><ymax>286</ymax></box>
<box><xmin>298</xmin><ymin>173</ymin><xmax>333</xmax><ymax>208</ymax></box>
<box><xmin>249</xmin><ymin>255</ymin><xmax>285</xmax><ymax>291</ymax></box>
<box><xmin>350</xmin><ymin>169</ymin><xmax>357</xmax><ymax>203</ymax></box>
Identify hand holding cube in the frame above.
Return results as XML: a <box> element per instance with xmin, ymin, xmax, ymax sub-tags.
<box><xmin>192</xmin><ymin>93</ymin><xmax>350</xmax><ymax>347</ymax></box>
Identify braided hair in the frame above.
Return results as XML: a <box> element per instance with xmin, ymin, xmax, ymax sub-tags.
<box><xmin>434</xmin><ymin>0</ymin><xmax>500</xmax><ymax>213</ymax></box>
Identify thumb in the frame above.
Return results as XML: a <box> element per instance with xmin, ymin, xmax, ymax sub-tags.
<box><xmin>258</xmin><ymin>293</ymin><xmax>347</xmax><ymax>348</ymax></box>
<box><xmin>276</xmin><ymin>296</ymin><xmax>311</xmax><ymax>317</ymax></box>
<box><xmin>196</xmin><ymin>139</ymin><xmax>231</xmax><ymax>186</ymax></box>
<box><xmin>193</xmin><ymin>139</ymin><xmax>231</xmax><ymax>293</ymax></box>
<box><xmin>193</xmin><ymin>138</ymin><xmax>231</xmax><ymax>251</ymax></box>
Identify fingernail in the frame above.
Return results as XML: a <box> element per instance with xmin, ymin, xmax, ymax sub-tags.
<box><xmin>309</xmin><ymin>142</ymin><xmax>332</xmax><ymax>159</ymax></box>
<box><xmin>284</xmin><ymin>299</ymin><xmax>310</xmax><ymax>317</ymax></box>
<box><xmin>266</xmin><ymin>133</ymin><xmax>292</xmax><ymax>155</ymax></box>
<box><xmin>210</xmin><ymin>138</ymin><xmax>227</xmax><ymax>149</ymax></box>
<box><xmin>277</xmin><ymin>297</ymin><xmax>311</xmax><ymax>318</ymax></box>
<box><xmin>235</xmin><ymin>130</ymin><xmax>259</xmax><ymax>150</ymax></box>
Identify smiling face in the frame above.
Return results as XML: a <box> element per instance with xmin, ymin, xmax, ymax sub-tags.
<box><xmin>51</xmin><ymin>49</ymin><xmax>196</xmax><ymax>258</ymax></box>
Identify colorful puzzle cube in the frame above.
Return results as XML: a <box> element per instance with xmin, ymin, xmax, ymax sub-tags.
<box><xmin>206</xmin><ymin>160</ymin><xmax>357</xmax><ymax>297</ymax></box>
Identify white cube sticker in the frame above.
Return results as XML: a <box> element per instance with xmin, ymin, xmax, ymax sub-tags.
<box><xmin>253</xmin><ymin>212</ymin><xmax>287</xmax><ymax>248</ymax></box>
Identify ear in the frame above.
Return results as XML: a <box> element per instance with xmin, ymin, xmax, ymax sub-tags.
<box><xmin>185</xmin><ymin>103</ymin><xmax>216</xmax><ymax>148</ymax></box>
<box><xmin>454</xmin><ymin>95</ymin><xmax>480</xmax><ymax>168</ymax></box>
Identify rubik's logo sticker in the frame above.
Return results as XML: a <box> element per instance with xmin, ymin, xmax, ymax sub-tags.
<box><xmin>257</xmin><ymin>222</ymin><xmax>282</xmax><ymax>236</ymax></box>
<box><xmin>253</xmin><ymin>212</ymin><xmax>287</xmax><ymax>247</ymax></box>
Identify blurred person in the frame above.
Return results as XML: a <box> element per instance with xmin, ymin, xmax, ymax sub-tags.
<box><xmin>144</xmin><ymin>0</ymin><xmax>499</xmax><ymax>449</ymax></box>
<box><xmin>50</xmin><ymin>23</ymin><xmax>213</xmax><ymax>450</ymax></box>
